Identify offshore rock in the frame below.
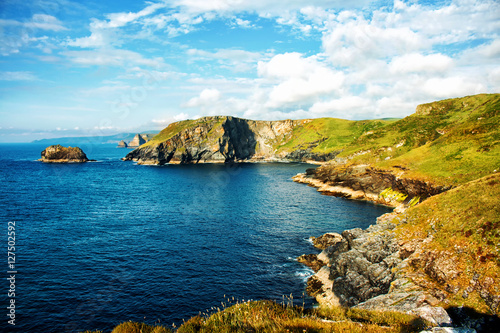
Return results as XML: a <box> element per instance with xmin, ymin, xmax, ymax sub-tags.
<box><xmin>297</xmin><ymin>254</ymin><xmax>326</xmax><ymax>272</ymax></box>
<box><xmin>117</xmin><ymin>140</ymin><xmax>128</xmax><ymax>148</ymax></box>
<box><xmin>39</xmin><ymin>145</ymin><xmax>89</xmax><ymax>163</ymax></box>
<box><xmin>128</xmin><ymin>134</ymin><xmax>147</xmax><ymax>147</ymax></box>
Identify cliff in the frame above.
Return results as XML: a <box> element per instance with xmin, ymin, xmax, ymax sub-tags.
<box><xmin>293</xmin><ymin>94</ymin><xmax>500</xmax><ymax>331</ymax></box>
<box><xmin>39</xmin><ymin>145</ymin><xmax>89</xmax><ymax>163</ymax></box>
<box><xmin>128</xmin><ymin>134</ymin><xmax>148</xmax><ymax>147</ymax></box>
<box><xmin>123</xmin><ymin>116</ymin><xmax>393</xmax><ymax>165</ymax></box>
<box><xmin>299</xmin><ymin>173</ymin><xmax>500</xmax><ymax>331</ymax></box>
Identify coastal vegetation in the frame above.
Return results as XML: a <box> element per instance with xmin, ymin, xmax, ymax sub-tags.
<box><xmin>396</xmin><ymin>173</ymin><xmax>500</xmax><ymax>314</ymax></box>
<box><xmin>86</xmin><ymin>299</ymin><xmax>431</xmax><ymax>333</ymax></box>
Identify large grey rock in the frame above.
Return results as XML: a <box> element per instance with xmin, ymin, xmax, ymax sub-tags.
<box><xmin>411</xmin><ymin>306</ymin><xmax>452</xmax><ymax>327</ymax></box>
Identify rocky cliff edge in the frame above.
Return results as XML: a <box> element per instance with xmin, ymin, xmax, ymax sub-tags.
<box><xmin>123</xmin><ymin>116</ymin><xmax>341</xmax><ymax>165</ymax></box>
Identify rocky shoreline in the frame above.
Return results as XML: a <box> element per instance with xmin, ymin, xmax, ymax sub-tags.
<box><xmin>294</xmin><ymin>168</ymin><xmax>499</xmax><ymax>332</ymax></box>
<box><xmin>299</xmin><ymin>212</ymin><xmax>453</xmax><ymax>326</ymax></box>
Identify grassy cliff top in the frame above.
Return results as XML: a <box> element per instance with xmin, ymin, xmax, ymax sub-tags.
<box><xmin>342</xmin><ymin>94</ymin><xmax>500</xmax><ymax>185</ymax></box>
<box><xmin>396</xmin><ymin>172</ymin><xmax>500</xmax><ymax>314</ymax></box>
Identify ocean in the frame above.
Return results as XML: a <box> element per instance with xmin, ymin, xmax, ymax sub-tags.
<box><xmin>0</xmin><ymin>143</ymin><xmax>391</xmax><ymax>332</ymax></box>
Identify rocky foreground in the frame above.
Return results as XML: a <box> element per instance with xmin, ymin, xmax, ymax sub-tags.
<box><xmin>295</xmin><ymin>168</ymin><xmax>500</xmax><ymax>332</ymax></box>
<box><xmin>39</xmin><ymin>145</ymin><xmax>90</xmax><ymax>163</ymax></box>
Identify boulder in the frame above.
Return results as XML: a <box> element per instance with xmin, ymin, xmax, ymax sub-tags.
<box><xmin>297</xmin><ymin>254</ymin><xmax>327</xmax><ymax>272</ymax></box>
<box><xmin>310</xmin><ymin>232</ymin><xmax>344</xmax><ymax>250</ymax></box>
<box><xmin>40</xmin><ymin>145</ymin><xmax>89</xmax><ymax>163</ymax></box>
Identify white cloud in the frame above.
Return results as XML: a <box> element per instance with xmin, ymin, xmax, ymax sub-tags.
<box><xmin>183</xmin><ymin>88</ymin><xmax>222</xmax><ymax>107</ymax></box>
<box><xmin>258</xmin><ymin>53</ymin><xmax>345</xmax><ymax>107</ymax></box>
<box><xmin>63</xmin><ymin>49</ymin><xmax>164</xmax><ymax>68</ymax></box>
<box><xmin>187</xmin><ymin>48</ymin><xmax>266</xmax><ymax>72</ymax></box>
<box><xmin>169</xmin><ymin>0</ymin><xmax>371</xmax><ymax>15</ymax></box>
<box><xmin>25</xmin><ymin>14</ymin><xmax>67</xmax><ymax>31</ymax></box>
<box><xmin>310</xmin><ymin>96</ymin><xmax>370</xmax><ymax>115</ymax></box>
<box><xmin>104</xmin><ymin>3</ymin><xmax>166</xmax><ymax>28</ymax></box>
<box><xmin>422</xmin><ymin>77</ymin><xmax>486</xmax><ymax>98</ymax></box>
<box><xmin>0</xmin><ymin>71</ymin><xmax>39</xmax><ymax>81</ymax></box>
<box><xmin>389</xmin><ymin>53</ymin><xmax>453</xmax><ymax>74</ymax></box>
<box><xmin>0</xmin><ymin>14</ymin><xmax>67</xmax><ymax>55</ymax></box>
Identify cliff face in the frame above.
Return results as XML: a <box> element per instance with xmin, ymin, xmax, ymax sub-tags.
<box><xmin>297</xmin><ymin>172</ymin><xmax>500</xmax><ymax>331</ymax></box>
<box><xmin>123</xmin><ymin>116</ymin><xmax>337</xmax><ymax>164</ymax></box>
<box><xmin>128</xmin><ymin>134</ymin><xmax>148</xmax><ymax>147</ymax></box>
<box><xmin>297</xmin><ymin>164</ymin><xmax>451</xmax><ymax>203</ymax></box>
<box><xmin>40</xmin><ymin>145</ymin><xmax>89</xmax><ymax>163</ymax></box>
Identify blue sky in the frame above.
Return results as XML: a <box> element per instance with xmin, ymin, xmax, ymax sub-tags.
<box><xmin>0</xmin><ymin>0</ymin><xmax>499</xmax><ymax>142</ymax></box>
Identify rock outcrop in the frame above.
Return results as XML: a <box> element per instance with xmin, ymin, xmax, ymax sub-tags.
<box><xmin>40</xmin><ymin>145</ymin><xmax>89</xmax><ymax>163</ymax></box>
<box><xmin>296</xmin><ymin>170</ymin><xmax>500</xmax><ymax>331</ymax></box>
<box><xmin>117</xmin><ymin>140</ymin><xmax>128</xmax><ymax>148</ymax></box>
<box><xmin>294</xmin><ymin>163</ymin><xmax>451</xmax><ymax>204</ymax></box>
<box><xmin>302</xmin><ymin>213</ymin><xmax>456</xmax><ymax>327</ymax></box>
<box><xmin>128</xmin><ymin>134</ymin><xmax>148</xmax><ymax>147</ymax></box>
<box><xmin>123</xmin><ymin>116</ymin><xmax>339</xmax><ymax>165</ymax></box>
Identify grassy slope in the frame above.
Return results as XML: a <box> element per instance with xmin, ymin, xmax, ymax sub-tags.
<box><xmin>87</xmin><ymin>300</ymin><xmax>430</xmax><ymax>333</ymax></box>
<box><xmin>396</xmin><ymin>172</ymin><xmax>500</xmax><ymax>313</ymax></box>
<box><xmin>342</xmin><ymin>94</ymin><xmax>500</xmax><ymax>185</ymax></box>
<box><xmin>273</xmin><ymin>118</ymin><xmax>393</xmax><ymax>155</ymax></box>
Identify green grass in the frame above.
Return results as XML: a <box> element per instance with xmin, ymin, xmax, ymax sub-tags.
<box><xmin>343</xmin><ymin>93</ymin><xmax>500</xmax><ymax>185</ymax></box>
<box><xmin>396</xmin><ymin>172</ymin><xmax>500</xmax><ymax>313</ymax></box>
<box><xmin>273</xmin><ymin>118</ymin><xmax>393</xmax><ymax>155</ymax></box>
<box><xmin>176</xmin><ymin>300</ymin><xmax>430</xmax><ymax>333</ymax></box>
<box><xmin>96</xmin><ymin>299</ymin><xmax>431</xmax><ymax>333</ymax></box>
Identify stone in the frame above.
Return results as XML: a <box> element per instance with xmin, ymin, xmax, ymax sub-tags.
<box><xmin>410</xmin><ymin>306</ymin><xmax>452</xmax><ymax>327</ymax></box>
<box><xmin>297</xmin><ymin>254</ymin><xmax>326</xmax><ymax>272</ymax></box>
<box><xmin>420</xmin><ymin>328</ymin><xmax>476</xmax><ymax>333</ymax></box>
<box><xmin>341</xmin><ymin>228</ymin><xmax>365</xmax><ymax>248</ymax></box>
<box><xmin>40</xmin><ymin>145</ymin><xmax>89</xmax><ymax>163</ymax></box>
<box><xmin>311</xmin><ymin>232</ymin><xmax>344</xmax><ymax>250</ymax></box>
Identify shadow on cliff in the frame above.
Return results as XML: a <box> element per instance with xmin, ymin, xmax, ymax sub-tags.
<box><xmin>445</xmin><ymin>306</ymin><xmax>500</xmax><ymax>333</ymax></box>
<box><xmin>222</xmin><ymin>117</ymin><xmax>257</xmax><ymax>162</ymax></box>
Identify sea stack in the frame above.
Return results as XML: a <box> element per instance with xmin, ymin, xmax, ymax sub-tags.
<box><xmin>40</xmin><ymin>145</ymin><xmax>89</xmax><ymax>163</ymax></box>
<box><xmin>128</xmin><ymin>134</ymin><xmax>146</xmax><ymax>147</ymax></box>
<box><xmin>117</xmin><ymin>140</ymin><xmax>128</xmax><ymax>148</ymax></box>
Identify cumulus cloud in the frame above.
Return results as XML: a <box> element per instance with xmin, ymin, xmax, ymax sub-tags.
<box><xmin>258</xmin><ymin>53</ymin><xmax>344</xmax><ymax>108</ymax></box>
<box><xmin>184</xmin><ymin>88</ymin><xmax>222</xmax><ymax>108</ymax></box>
<box><xmin>389</xmin><ymin>53</ymin><xmax>453</xmax><ymax>74</ymax></box>
<box><xmin>422</xmin><ymin>77</ymin><xmax>486</xmax><ymax>99</ymax></box>
<box><xmin>309</xmin><ymin>96</ymin><xmax>370</xmax><ymax>116</ymax></box>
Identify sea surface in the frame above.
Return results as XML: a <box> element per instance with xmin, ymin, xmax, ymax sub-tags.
<box><xmin>0</xmin><ymin>143</ymin><xmax>391</xmax><ymax>332</ymax></box>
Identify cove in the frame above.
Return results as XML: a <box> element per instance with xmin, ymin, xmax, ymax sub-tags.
<box><xmin>0</xmin><ymin>144</ymin><xmax>391</xmax><ymax>332</ymax></box>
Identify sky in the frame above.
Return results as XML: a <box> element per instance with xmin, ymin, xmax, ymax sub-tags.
<box><xmin>0</xmin><ymin>0</ymin><xmax>499</xmax><ymax>142</ymax></box>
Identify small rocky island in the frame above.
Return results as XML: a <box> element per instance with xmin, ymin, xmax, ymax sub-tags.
<box><xmin>40</xmin><ymin>145</ymin><xmax>90</xmax><ymax>163</ymax></box>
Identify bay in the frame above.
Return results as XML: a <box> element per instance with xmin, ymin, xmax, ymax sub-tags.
<box><xmin>0</xmin><ymin>144</ymin><xmax>391</xmax><ymax>332</ymax></box>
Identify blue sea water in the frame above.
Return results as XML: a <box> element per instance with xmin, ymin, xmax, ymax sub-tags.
<box><xmin>0</xmin><ymin>144</ymin><xmax>391</xmax><ymax>332</ymax></box>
